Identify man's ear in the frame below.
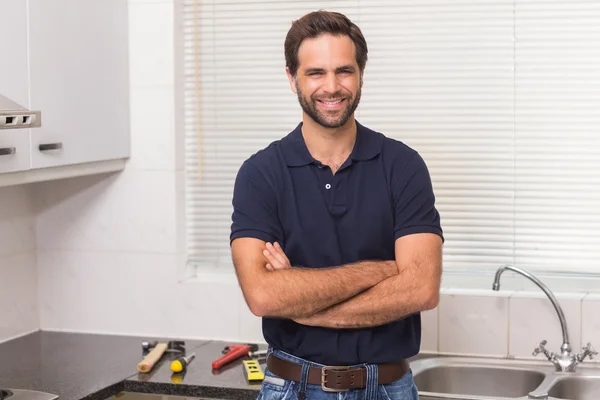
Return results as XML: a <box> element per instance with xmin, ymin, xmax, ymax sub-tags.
<box><xmin>285</xmin><ymin>67</ymin><xmax>297</xmax><ymax>94</ymax></box>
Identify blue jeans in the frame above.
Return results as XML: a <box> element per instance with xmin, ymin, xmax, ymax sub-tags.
<box><xmin>257</xmin><ymin>348</ymin><xmax>419</xmax><ymax>400</ymax></box>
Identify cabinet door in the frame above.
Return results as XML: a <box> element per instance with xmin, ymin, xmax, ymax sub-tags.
<box><xmin>0</xmin><ymin>129</ymin><xmax>31</xmax><ymax>173</ymax></box>
<box><xmin>28</xmin><ymin>0</ymin><xmax>130</xmax><ymax>169</ymax></box>
<box><xmin>0</xmin><ymin>0</ymin><xmax>32</xmax><ymax>173</ymax></box>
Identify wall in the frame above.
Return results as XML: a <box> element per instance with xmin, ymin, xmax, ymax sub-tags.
<box><xmin>424</xmin><ymin>290</ymin><xmax>600</xmax><ymax>360</ymax></box>
<box><xmin>34</xmin><ymin>0</ymin><xmax>261</xmax><ymax>343</ymax></box>
<box><xmin>0</xmin><ymin>184</ymin><xmax>39</xmax><ymax>343</ymax></box>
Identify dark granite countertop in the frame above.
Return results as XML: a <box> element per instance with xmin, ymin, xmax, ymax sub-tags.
<box><xmin>0</xmin><ymin>331</ymin><xmax>263</xmax><ymax>400</ymax></box>
<box><xmin>124</xmin><ymin>340</ymin><xmax>267</xmax><ymax>400</ymax></box>
<box><xmin>0</xmin><ymin>331</ymin><xmax>432</xmax><ymax>400</ymax></box>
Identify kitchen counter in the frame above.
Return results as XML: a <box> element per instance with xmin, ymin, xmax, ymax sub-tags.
<box><xmin>0</xmin><ymin>332</ymin><xmax>264</xmax><ymax>400</ymax></box>
<box><xmin>125</xmin><ymin>341</ymin><xmax>266</xmax><ymax>400</ymax></box>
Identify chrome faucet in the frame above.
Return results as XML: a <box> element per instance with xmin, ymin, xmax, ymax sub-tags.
<box><xmin>492</xmin><ymin>264</ymin><xmax>597</xmax><ymax>372</ymax></box>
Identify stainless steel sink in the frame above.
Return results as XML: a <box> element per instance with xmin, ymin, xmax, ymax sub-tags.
<box><xmin>546</xmin><ymin>376</ymin><xmax>600</xmax><ymax>400</ymax></box>
<box><xmin>413</xmin><ymin>364</ymin><xmax>546</xmax><ymax>398</ymax></box>
<box><xmin>411</xmin><ymin>356</ymin><xmax>600</xmax><ymax>400</ymax></box>
<box><xmin>0</xmin><ymin>389</ymin><xmax>57</xmax><ymax>400</ymax></box>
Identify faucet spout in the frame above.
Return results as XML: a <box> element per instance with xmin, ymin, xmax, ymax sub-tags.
<box><xmin>492</xmin><ymin>265</ymin><xmax>571</xmax><ymax>353</ymax></box>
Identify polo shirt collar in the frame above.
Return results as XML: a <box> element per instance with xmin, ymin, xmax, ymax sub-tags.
<box><xmin>281</xmin><ymin>120</ymin><xmax>382</xmax><ymax>167</ymax></box>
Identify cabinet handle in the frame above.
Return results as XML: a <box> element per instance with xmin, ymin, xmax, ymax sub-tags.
<box><xmin>0</xmin><ymin>147</ymin><xmax>16</xmax><ymax>156</ymax></box>
<box><xmin>39</xmin><ymin>142</ymin><xmax>63</xmax><ymax>151</ymax></box>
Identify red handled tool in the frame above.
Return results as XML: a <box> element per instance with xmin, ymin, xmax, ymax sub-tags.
<box><xmin>212</xmin><ymin>344</ymin><xmax>259</xmax><ymax>369</ymax></box>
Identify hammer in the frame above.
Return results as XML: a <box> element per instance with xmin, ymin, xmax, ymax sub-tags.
<box><xmin>138</xmin><ymin>340</ymin><xmax>185</xmax><ymax>373</ymax></box>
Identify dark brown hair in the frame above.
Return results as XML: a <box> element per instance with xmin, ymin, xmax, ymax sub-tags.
<box><xmin>284</xmin><ymin>10</ymin><xmax>368</xmax><ymax>77</ymax></box>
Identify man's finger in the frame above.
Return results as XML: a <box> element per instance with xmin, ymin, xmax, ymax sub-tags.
<box><xmin>266</xmin><ymin>263</ymin><xmax>274</xmax><ymax>271</ymax></box>
<box><xmin>263</xmin><ymin>248</ymin><xmax>286</xmax><ymax>270</ymax></box>
<box><xmin>273</xmin><ymin>242</ymin><xmax>291</xmax><ymax>264</ymax></box>
<box><xmin>266</xmin><ymin>243</ymin><xmax>290</xmax><ymax>268</ymax></box>
<box><xmin>270</xmin><ymin>242</ymin><xmax>291</xmax><ymax>267</ymax></box>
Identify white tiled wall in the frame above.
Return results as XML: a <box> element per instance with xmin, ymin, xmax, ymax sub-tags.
<box><xmin>0</xmin><ymin>185</ymin><xmax>39</xmax><ymax>343</ymax></box>
<box><xmin>429</xmin><ymin>288</ymin><xmax>600</xmax><ymax>363</ymax></box>
<box><xmin>509</xmin><ymin>292</ymin><xmax>584</xmax><ymax>359</ymax></box>
<box><xmin>34</xmin><ymin>0</ymin><xmax>248</xmax><ymax>342</ymax></box>
<box><xmin>582</xmin><ymin>294</ymin><xmax>600</xmax><ymax>354</ymax></box>
<box><xmin>439</xmin><ymin>289</ymin><xmax>511</xmax><ymax>357</ymax></box>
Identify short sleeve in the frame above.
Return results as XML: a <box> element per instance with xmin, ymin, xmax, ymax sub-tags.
<box><xmin>392</xmin><ymin>152</ymin><xmax>444</xmax><ymax>242</ymax></box>
<box><xmin>230</xmin><ymin>160</ymin><xmax>283</xmax><ymax>245</ymax></box>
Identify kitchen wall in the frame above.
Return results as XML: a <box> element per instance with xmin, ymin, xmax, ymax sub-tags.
<box><xmin>0</xmin><ymin>184</ymin><xmax>39</xmax><ymax>342</ymax></box>
<box><xmin>20</xmin><ymin>0</ymin><xmax>600</xmax><ymax>361</ymax></box>
<box><xmin>34</xmin><ymin>0</ymin><xmax>258</xmax><ymax>343</ymax></box>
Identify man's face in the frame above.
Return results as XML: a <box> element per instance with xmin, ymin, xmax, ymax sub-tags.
<box><xmin>287</xmin><ymin>34</ymin><xmax>363</xmax><ymax>129</ymax></box>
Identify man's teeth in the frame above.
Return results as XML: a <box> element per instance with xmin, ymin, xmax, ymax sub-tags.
<box><xmin>321</xmin><ymin>99</ymin><xmax>343</xmax><ymax>105</ymax></box>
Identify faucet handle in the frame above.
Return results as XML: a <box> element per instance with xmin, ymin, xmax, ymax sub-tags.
<box><xmin>533</xmin><ymin>340</ymin><xmax>554</xmax><ymax>361</ymax></box>
<box><xmin>577</xmin><ymin>342</ymin><xmax>597</xmax><ymax>362</ymax></box>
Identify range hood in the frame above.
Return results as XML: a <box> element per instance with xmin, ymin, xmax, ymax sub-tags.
<box><xmin>0</xmin><ymin>94</ymin><xmax>41</xmax><ymax>130</ymax></box>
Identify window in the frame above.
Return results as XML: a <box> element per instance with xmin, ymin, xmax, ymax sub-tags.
<box><xmin>181</xmin><ymin>0</ymin><xmax>600</xmax><ymax>278</ymax></box>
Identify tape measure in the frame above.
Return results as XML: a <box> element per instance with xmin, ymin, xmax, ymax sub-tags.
<box><xmin>243</xmin><ymin>359</ymin><xmax>264</xmax><ymax>382</ymax></box>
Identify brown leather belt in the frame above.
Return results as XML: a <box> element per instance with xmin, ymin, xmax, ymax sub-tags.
<box><xmin>266</xmin><ymin>354</ymin><xmax>410</xmax><ymax>392</ymax></box>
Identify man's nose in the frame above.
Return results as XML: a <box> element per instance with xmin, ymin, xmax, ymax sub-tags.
<box><xmin>323</xmin><ymin>73</ymin><xmax>341</xmax><ymax>94</ymax></box>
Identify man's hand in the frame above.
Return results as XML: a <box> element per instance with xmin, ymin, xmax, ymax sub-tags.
<box><xmin>232</xmin><ymin>237</ymin><xmax>397</xmax><ymax>318</ymax></box>
<box><xmin>290</xmin><ymin>233</ymin><xmax>443</xmax><ymax>329</ymax></box>
<box><xmin>263</xmin><ymin>242</ymin><xmax>291</xmax><ymax>271</ymax></box>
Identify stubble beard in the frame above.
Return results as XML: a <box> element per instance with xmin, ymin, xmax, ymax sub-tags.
<box><xmin>295</xmin><ymin>79</ymin><xmax>362</xmax><ymax>129</ymax></box>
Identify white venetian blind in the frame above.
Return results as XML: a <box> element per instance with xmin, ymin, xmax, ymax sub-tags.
<box><xmin>356</xmin><ymin>0</ymin><xmax>515</xmax><ymax>271</ymax></box>
<box><xmin>182</xmin><ymin>0</ymin><xmax>600</xmax><ymax>275</ymax></box>
<box><xmin>514</xmin><ymin>0</ymin><xmax>600</xmax><ymax>273</ymax></box>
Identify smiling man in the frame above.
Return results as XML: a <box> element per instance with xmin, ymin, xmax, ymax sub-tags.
<box><xmin>230</xmin><ymin>10</ymin><xmax>444</xmax><ymax>400</ymax></box>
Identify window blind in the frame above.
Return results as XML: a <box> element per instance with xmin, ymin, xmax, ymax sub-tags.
<box><xmin>514</xmin><ymin>1</ymin><xmax>600</xmax><ymax>273</ymax></box>
<box><xmin>182</xmin><ymin>0</ymin><xmax>600</xmax><ymax>275</ymax></box>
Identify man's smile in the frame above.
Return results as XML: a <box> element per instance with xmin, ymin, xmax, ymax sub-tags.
<box><xmin>316</xmin><ymin>97</ymin><xmax>347</xmax><ymax>109</ymax></box>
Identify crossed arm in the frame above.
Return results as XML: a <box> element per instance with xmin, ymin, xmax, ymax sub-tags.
<box><xmin>231</xmin><ymin>233</ymin><xmax>442</xmax><ymax>329</ymax></box>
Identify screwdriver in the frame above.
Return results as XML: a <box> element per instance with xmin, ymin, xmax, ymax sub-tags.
<box><xmin>170</xmin><ymin>353</ymin><xmax>196</xmax><ymax>373</ymax></box>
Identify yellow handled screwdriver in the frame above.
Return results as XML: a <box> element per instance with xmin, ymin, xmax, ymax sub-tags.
<box><xmin>170</xmin><ymin>353</ymin><xmax>196</xmax><ymax>373</ymax></box>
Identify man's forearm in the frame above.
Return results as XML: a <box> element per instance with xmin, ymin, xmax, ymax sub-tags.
<box><xmin>252</xmin><ymin>261</ymin><xmax>397</xmax><ymax>319</ymax></box>
<box><xmin>294</xmin><ymin>262</ymin><xmax>439</xmax><ymax>329</ymax></box>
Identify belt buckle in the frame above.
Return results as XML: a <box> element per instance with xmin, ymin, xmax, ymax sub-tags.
<box><xmin>321</xmin><ymin>365</ymin><xmax>350</xmax><ymax>392</ymax></box>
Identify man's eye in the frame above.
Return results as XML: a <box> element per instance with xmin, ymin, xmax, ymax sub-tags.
<box><xmin>308</xmin><ymin>72</ymin><xmax>322</xmax><ymax>76</ymax></box>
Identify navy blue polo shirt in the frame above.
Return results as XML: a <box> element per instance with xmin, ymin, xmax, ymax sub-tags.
<box><xmin>230</xmin><ymin>120</ymin><xmax>443</xmax><ymax>365</ymax></box>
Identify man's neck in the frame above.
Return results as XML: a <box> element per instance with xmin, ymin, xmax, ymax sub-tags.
<box><xmin>301</xmin><ymin>114</ymin><xmax>357</xmax><ymax>162</ymax></box>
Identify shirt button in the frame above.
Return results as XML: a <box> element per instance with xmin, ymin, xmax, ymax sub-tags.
<box><xmin>325</xmin><ymin>184</ymin><xmax>332</xmax><ymax>190</ymax></box>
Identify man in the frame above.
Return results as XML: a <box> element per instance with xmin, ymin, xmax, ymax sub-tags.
<box><xmin>230</xmin><ymin>10</ymin><xmax>443</xmax><ymax>400</ymax></box>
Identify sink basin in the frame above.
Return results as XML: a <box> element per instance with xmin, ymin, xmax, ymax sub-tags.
<box><xmin>413</xmin><ymin>365</ymin><xmax>546</xmax><ymax>398</ymax></box>
<box><xmin>1</xmin><ymin>390</ymin><xmax>13</xmax><ymax>400</ymax></box>
<box><xmin>0</xmin><ymin>390</ymin><xmax>57</xmax><ymax>400</ymax></box>
<box><xmin>547</xmin><ymin>376</ymin><xmax>600</xmax><ymax>400</ymax></box>
<box><xmin>411</xmin><ymin>356</ymin><xmax>600</xmax><ymax>399</ymax></box>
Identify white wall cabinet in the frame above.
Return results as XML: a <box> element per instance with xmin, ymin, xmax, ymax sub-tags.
<box><xmin>0</xmin><ymin>0</ymin><xmax>32</xmax><ymax>174</ymax></box>
<box><xmin>28</xmin><ymin>0</ymin><xmax>130</xmax><ymax>169</ymax></box>
<box><xmin>0</xmin><ymin>0</ymin><xmax>130</xmax><ymax>185</ymax></box>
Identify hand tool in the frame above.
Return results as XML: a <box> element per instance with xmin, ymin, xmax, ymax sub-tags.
<box><xmin>142</xmin><ymin>340</ymin><xmax>185</xmax><ymax>354</ymax></box>
<box><xmin>137</xmin><ymin>340</ymin><xmax>185</xmax><ymax>373</ymax></box>
<box><xmin>171</xmin><ymin>373</ymin><xmax>185</xmax><ymax>384</ymax></box>
<box><xmin>212</xmin><ymin>343</ymin><xmax>259</xmax><ymax>369</ymax></box>
<box><xmin>142</xmin><ymin>340</ymin><xmax>158</xmax><ymax>352</ymax></box>
<box><xmin>243</xmin><ymin>359</ymin><xmax>265</xmax><ymax>382</ymax></box>
<box><xmin>138</xmin><ymin>342</ymin><xmax>168</xmax><ymax>373</ymax></box>
<box><xmin>248</xmin><ymin>349</ymin><xmax>268</xmax><ymax>360</ymax></box>
<box><xmin>170</xmin><ymin>353</ymin><xmax>196</xmax><ymax>373</ymax></box>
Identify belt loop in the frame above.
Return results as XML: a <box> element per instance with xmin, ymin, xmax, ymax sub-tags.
<box><xmin>297</xmin><ymin>361</ymin><xmax>310</xmax><ymax>400</ymax></box>
<box><xmin>364</xmin><ymin>364</ymin><xmax>378</xmax><ymax>400</ymax></box>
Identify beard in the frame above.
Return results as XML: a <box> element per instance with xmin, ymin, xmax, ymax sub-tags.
<box><xmin>295</xmin><ymin>80</ymin><xmax>362</xmax><ymax>129</ymax></box>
